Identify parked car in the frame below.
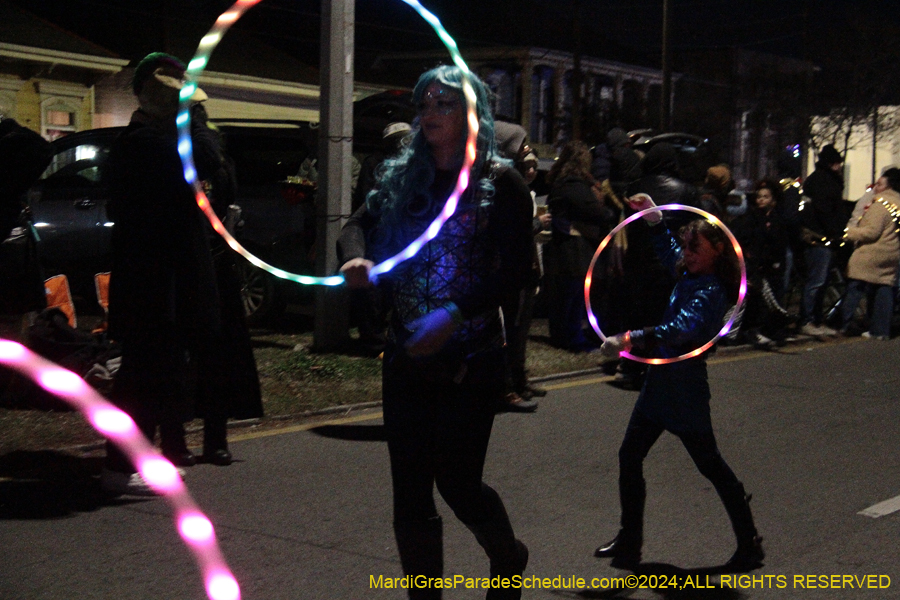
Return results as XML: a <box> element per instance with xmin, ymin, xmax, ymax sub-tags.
<box><xmin>26</xmin><ymin>90</ymin><xmax>416</xmax><ymax>325</ymax></box>
<box><xmin>629</xmin><ymin>130</ymin><xmax>716</xmax><ymax>185</ymax></box>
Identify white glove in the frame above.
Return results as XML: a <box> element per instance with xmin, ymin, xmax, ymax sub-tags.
<box><xmin>598</xmin><ymin>333</ymin><xmax>631</xmax><ymax>363</ymax></box>
<box><xmin>627</xmin><ymin>193</ymin><xmax>662</xmax><ymax>224</ymax></box>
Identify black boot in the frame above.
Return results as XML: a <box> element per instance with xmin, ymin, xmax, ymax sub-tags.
<box><xmin>594</xmin><ymin>530</ymin><xmax>641</xmax><ymax>569</ymax></box>
<box><xmin>160</xmin><ymin>420</ymin><xmax>196</xmax><ymax>467</ymax></box>
<box><xmin>719</xmin><ymin>483</ymin><xmax>764</xmax><ymax>571</ymax></box>
<box><xmin>463</xmin><ymin>488</ymin><xmax>528</xmax><ymax>600</ymax></box>
<box><xmin>202</xmin><ymin>417</ymin><xmax>232</xmax><ymax>466</ymax></box>
<box><xmin>394</xmin><ymin>516</ymin><xmax>443</xmax><ymax>600</ymax></box>
<box><xmin>595</xmin><ymin>470</ymin><xmax>644</xmax><ymax>568</ymax></box>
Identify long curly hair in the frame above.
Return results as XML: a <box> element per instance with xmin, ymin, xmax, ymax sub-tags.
<box><xmin>545</xmin><ymin>140</ymin><xmax>592</xmax><ymax>186</ymax></box>
<box><xmin>365</xmin><ymin>66</ymin><xmax>508</xmax><ymax>260</ymax></box>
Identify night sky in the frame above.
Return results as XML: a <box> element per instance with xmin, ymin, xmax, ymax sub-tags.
<box><xmin>10</xmin><ymin>0</ymin><xmax>900</xmax><ymax>69</ymax></box>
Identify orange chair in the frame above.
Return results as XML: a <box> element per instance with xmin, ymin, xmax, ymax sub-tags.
<box><xmin>43</xmin><ymin>274</ymin><xmax>76</xmax><ymax>328</ymax></box>
<box><xmin>93</xmin><ymin>272</ymin><xmax>111</xmax><ymax>333</ymax></box>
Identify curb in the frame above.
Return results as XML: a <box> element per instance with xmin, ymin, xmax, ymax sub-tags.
<box><xmin>60</xmin><ymin>334</ymin><xmax>831</xmax><ymax>455</ymax></box>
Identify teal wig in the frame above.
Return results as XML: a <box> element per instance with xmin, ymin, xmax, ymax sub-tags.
<box><xmin>365</xmin><ymin>66</ymin><xmax>509</xmax><ymax>260</ymax></box>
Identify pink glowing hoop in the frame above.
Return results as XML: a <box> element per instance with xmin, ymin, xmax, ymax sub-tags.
<box><xmin>584</xmin><ymin>204</ymin><xmax>747</xmax><ymax>365</ymax></box>
<box><xmin>0</xmin><ymin>340</ymin><xmax>240</xmax><ymax>600</ymax></box>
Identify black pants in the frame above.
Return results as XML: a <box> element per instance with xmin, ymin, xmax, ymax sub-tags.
<box><xmin>105</xmin><ymin>326</ymin><xmax>190</xmax><ymax>473</ymax></box>
<box><xmin>503</xmin><ymin>286</ymin><xmax>537</xmax><ymax>394</ymax></box>
<box><xmin>617</xmin><ymin>409</ymin><xmax>757</xmax><ymax>548</ymax></box>
<box><xmin>383</xmin><ymin>345</ymin><xmax>523</xmax><ymax>599</ymax></box>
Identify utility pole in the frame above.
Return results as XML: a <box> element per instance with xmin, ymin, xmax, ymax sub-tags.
<box><xmin>660</xmin><ymin>0</ymin><xmax>672</xmax><ymax>131</ymax></box>
<box><xmin>313</xmin><ymin>0</ymin><xmax>354</xmax><ymax>351</ymax></box>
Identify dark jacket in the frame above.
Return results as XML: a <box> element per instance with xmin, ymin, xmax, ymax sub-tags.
<box><xmin>338</xmin><ymin>164</ymin><xmax>534</xmax><ymax>363</ymax></box>
<box><xmin>0</xmin><ymin>119</ymin><xmax>51</xmax><ymax>315</ymax></box>
<box><xmin>800</xmin><ymin>162</ymin><xmax>848</xmax><ymax>242</ymax></box>
<box><xmin>731</xmin><ymin>207</ymin><xmax>789</xmax><ymax>280</ymax></box>
<box><xmin>546</xmin><ymin>175</ymin><xmax>616</xmax><ymax>278</ymax></box>
<box><xmin>630</xmin><ymin>227</ymin><xmax>730</xmax><ymax>433</ymax></box>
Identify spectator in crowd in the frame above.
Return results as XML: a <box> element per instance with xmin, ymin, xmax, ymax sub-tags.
<box><xmin>100</xmin><ymin>53</ymin><xmax>226</xmax><ymax>495</ymax></box>
<box><xmin>0</xmin><ymin>117</ymin><xmax>52</xmax><ymax>340</ymax></box>
<box><xmin>798</xmin><ymin>144</ymin><xmax>848</xmax><ymax>337</ymax></box>
<box><xmin>839</xmin><ymin>167</ymin><xmax>900</xmax><ymax>340</ymax></box>
<box><xmin>606</xmin><ymin>128</ymin><xmax>641</xmax><ymax>199</ymax></box>
<box><xmin>545</xmin><ymin>141</ymin><xmax>616</xmax><ymax>352</ymax></box>
<box><xmin>350</xmin><ymin>121</ymin><xmax>411</xmax><ymax>355</ymax></box>
<box><xmin>595</xmin><ymin>196</ymin><xmax>764</xmax><ymax>573</ymax></box>
<box><xmin>698</xmin><ymin>164</ymin><xmax>734</xmax><ymax>221</ymax></box>
<box><xmin>613</xmin><ymin>142</ymin><xmax>699</xmax><ymax>388</ymax></box>
<box><xmin>338</xmin><ymin>66</ymin><xmax>532</xmax><ymax>599</ymax></box>
<box><xmin>191</xmin><ymin>100</ymin><xmax>264</xmax><ymax>466</ymax></box>
<box><xmin>731</xmin><ymin>179</ymin><xmax>792</xmax><ymax>346</ymax></box>
<box><xmin>498</xmin><ymin>145</ymin><xmax>548</xmax><ymax>412</ymax></box>
<box><xmin>0</xmin><ymin>117</ymin><xmax>52</xmax><ymax>404</ymax></box>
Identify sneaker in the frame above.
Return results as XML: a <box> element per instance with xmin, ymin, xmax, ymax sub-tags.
<box><xmin>100</xmin><ymin>468</ymin><xmax>158</xmax><ymax>497</ymax></box>
<box><xmin>497</xmin><ymin>392</ymin><xmax>538</xmax><ymax>413</ymax></box>
<box><xmin>862</xmin><ymin>331</ymin><xmax>890</xmax><ymax>341</ymax></box>
<box><xmin>752</xmin><ymin>333</ymin><xmax>774</xmax><ymax>348</ymax></box>
<box><xmin>818</xmin><ymin>325</ymin><xmax>838</xmax><ymax>336</ymax></box>
<box><xmin>799</xmin><ymin>323</ymin><xmax>823</xmax><ymax>337</ymax></box>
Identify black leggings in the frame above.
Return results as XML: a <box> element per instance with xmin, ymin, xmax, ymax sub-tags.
<box><xmin>383</xmin><ymin>345</ymin><xmax>523</xmax><ymax>598</ymax></box>
<box><xmin>617</xmin><ymin>409</ymin><xmax>756</xmax><ymax>544</ymax></box>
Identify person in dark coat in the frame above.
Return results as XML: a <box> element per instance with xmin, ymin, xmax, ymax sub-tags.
<box><xmin>613</xmin><ymin>143</ymin><xmax>699</xmax><ymax>388</ymax></box>
<box><xmin>192</xmin><ymin>101</ymin><xmax>264</xmax><ymax>466</ymax></box>
<box><xmin>798</xmin><ymin>144</ymin><xmax>848</xmax><ymax>336</ymax></box>
<box><xmin>0</xmin><ymin>118</ymin><xmax>52</xmax><ymax>328</ymax></box>
<box><xmin>731</xmin><ymin>179</ymin><xmax>791</xmax><ymax>345</ymax></box>
<box><xmin>544</xmin><ymin>141</ymin><xmax>617</xmax><ymax>351</ymax></box>
<box><xmin>100</xmin><ymin>53</ymin><xmax>227</xmax><ymax>495</ymax></box>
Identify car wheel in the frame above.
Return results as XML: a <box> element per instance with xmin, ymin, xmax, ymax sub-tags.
<box><xmin>236</xmin><ymin>257</ymin><xmax>285</xmax><ymax>326</ymax></box>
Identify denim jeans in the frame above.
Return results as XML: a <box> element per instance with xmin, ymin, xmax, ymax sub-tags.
<box><xmin>841</xmin><ymin>279</ymin><xmax>894</xmax><ymax>338</ymax></box>
<box><xmin>801</xmin><ymin>246</ymin><xmax>834</xmax><ymax>325</ymax></box>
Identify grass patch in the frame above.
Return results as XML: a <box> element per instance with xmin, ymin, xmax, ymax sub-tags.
<box><xmin>0</xmin><ymin>318</ymin><xmax>599</xmax><ymax>453</ymax></box>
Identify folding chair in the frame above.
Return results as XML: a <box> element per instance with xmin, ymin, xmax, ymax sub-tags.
<box><xmin>94</xmin><ymin>272</ymin><xmax>111</xmax><ymax>334</ymax></box>
<box><xmin>43</xmin><ymin>274</ymin><xmax>76</xmax><ymax>329</ymax></box>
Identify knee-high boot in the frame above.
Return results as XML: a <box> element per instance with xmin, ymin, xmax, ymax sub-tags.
<box><xmin>394</xmin><ymin>516</ymin><xmax>443</xmax><ymax>600</ymax></box>
<box><xmin>463</xmin><ymin>486</ymin><xmax>528</xmax><ymax>600</ymax></box>
<box><xmin>595</xmin><ymin>473</ymin><xmax>644</xmax><ymax>567</ymax></box>
<box><xmin>718</xmin><ymin>481</ymin><xmax>764</xmax><ymax>570</ymax></box>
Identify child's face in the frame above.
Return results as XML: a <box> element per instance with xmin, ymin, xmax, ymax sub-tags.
<box><xmin>682</xmin><ymin>231</ymin><xmax>723</xmax><ymax>275</ymax></box>
<box><xmin>755</xmin><ymin>187</ymin><xmax>775</xmax><ymax>211</ymax></box>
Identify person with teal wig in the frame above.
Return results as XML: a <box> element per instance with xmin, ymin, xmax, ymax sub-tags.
<box><xmin>339</xmin><ymin>66</ymin><xmax>534</xmax><ymax>599</ymax></box>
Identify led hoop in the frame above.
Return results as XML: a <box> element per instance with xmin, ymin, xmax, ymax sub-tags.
<box><xmin>177</xmin><ymin>0</ymin><xmax>478</xmax><ymax>285</ymax></box>
<box><xmin>0</xmin><ymin>339</ymin><xmax>241</xmax><ymax>600</ymax></box>
<box><xmin>584</xmin><ymin>204</ymin><xmax>747</xmax><ymax>365</ymax></box>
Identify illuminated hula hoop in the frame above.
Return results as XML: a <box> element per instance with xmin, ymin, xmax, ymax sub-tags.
<box><xmin>0</xmin><ymin>340</ymin><xmax>241</xmax><ymax>600</ymax></box>
<box><xmin>176</xmin><ymin>0</ymin><xmax>479</xmax><ymax>284</ymax></box>
<box><xmin>584</xmin><ymin>204</ymin><xmax>747</xmax><ymax>365</ymax></box>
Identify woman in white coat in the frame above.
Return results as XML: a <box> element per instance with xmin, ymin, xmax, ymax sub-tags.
<box><xmin>840</xmin><ymin>168</ymin><xmax>900</xmax><ymax>339</ymax></box>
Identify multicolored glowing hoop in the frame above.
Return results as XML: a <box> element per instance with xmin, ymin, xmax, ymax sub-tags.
<box><xmin>176</xmin><ymin>0</ymin><xmax>478</xmax><ymax>285</ymax></box>
<box><xmin>0</xmin><ymin>339</ymin><xmax>241</xmax><ymax>600</ymax></box>
<box><xmin>584</xmin><ymin>204</ymin><xmax>747</xmax><ymax>365</ymax></box>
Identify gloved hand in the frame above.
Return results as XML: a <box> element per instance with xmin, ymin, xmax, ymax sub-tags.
<box><xmin>627</xmin><ymin>193</ymin><xmax>662</xmax><ymax>224</ymax></box>
<box><xmin>598</xmin><ymin>332</ymin><xmax>632</xmax><ymax>363</ymax></box>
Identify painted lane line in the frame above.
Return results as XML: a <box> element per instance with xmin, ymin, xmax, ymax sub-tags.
<box><xmin>858</xmin><ymin>495</ymin><xmax>900</xmax><ymax>518</ymax></box>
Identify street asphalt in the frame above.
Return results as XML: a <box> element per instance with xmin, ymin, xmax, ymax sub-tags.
<box><xmin>1</xmin><ymin>336</ymin><xmax>899</xmax><ymax>599</ymax></box>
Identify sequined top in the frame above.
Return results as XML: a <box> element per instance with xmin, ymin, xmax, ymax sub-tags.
<box><xmin>629</xmin><ymin>225</ymin><xmax>731</xmax><ymax>433</ymax></box>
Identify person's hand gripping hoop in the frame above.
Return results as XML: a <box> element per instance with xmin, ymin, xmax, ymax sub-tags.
<box><xmin>627</xmin><ymin>193</ymin><xmax>662</xmax><ymax>224</ymax></box>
